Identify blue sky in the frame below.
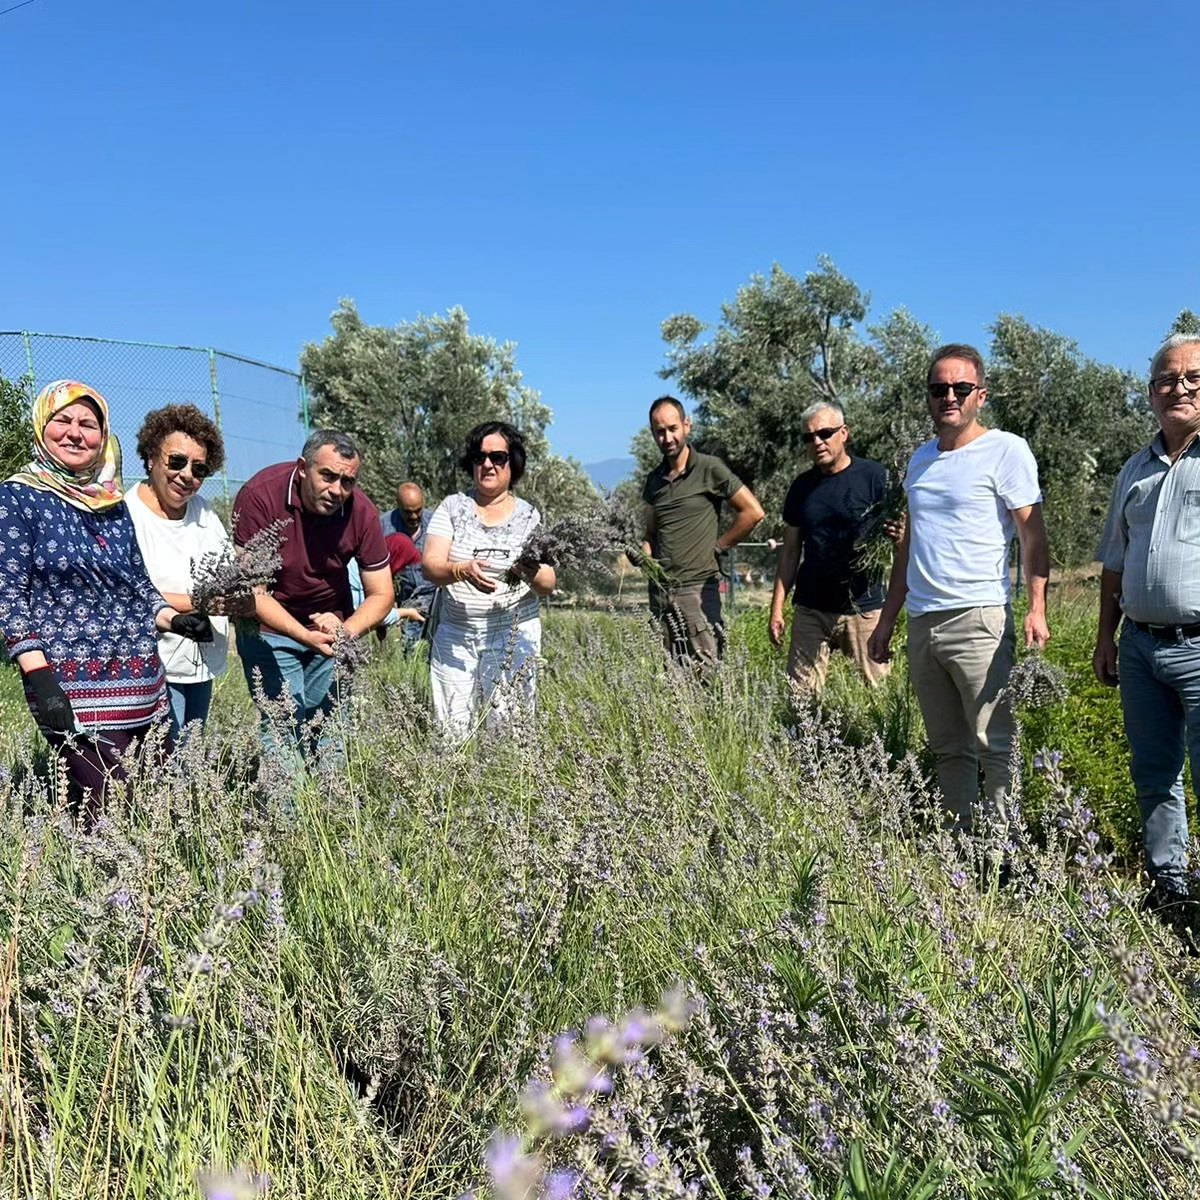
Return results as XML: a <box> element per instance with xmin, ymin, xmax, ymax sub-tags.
<box><xmin>3</xmin><ymin>0</ymin><xmax>1195</xmax><ymax>476</ymax></box>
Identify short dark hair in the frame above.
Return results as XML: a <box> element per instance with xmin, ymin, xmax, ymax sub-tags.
<box><xmin>649</xmin><ymin>395</ymin><xmax>687</xmax><ymax>423</ymax></box>
<box><xmin>927</xmin><ymin>343</ymin><xmax>987</xmax><ymax>386</ymax></box>
<box><xmin>301</xmin><ymin>429</ymin><xmax>360</xmax><ymax>464</ymax></box>
<box><xmin>459</xmin><ymin>420</ymin><xmax>527</xmax><ymax>486</ymax></box>
<box><xmin>135</xmin><ymin>404</ymin><xmax>226</xmax><ymax>473</ymax></box>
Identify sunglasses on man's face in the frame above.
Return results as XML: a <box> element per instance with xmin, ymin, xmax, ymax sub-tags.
<box><xmin>164</xmin><ymin>453</ymin><xmax>213</xmax><ymax>480</ymax></box>
<box><xmin>928</xmin><ymin>381</ymin><xmax>982</xmax><ymax>401</ymax></box>
<box><xmin>800</xmin><ymin>426</ymin><xmax>845</xmax><ymax>445</ymax></box>
<box><xmin>472</xmin><ymin>450</ymin><xmax>510</xmax><ymax>468</ymax></box>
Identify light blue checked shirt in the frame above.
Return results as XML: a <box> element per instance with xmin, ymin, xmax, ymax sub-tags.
<box><xmin>1098</xmin><ymin>432</ymin><xmax>1200</xmax><ymax>624</ymax></box>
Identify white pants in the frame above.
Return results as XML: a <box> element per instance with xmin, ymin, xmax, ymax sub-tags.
<box><xmin>429</xmin><ymin>615</ymin><xmax>541</xmax><ymax>740</ymax></box>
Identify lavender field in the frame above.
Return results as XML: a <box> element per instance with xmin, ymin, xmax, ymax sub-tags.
<box><xmin>1</xmin><ymin>603</ymin><xmax>1197</xmax><ymax>1200</ymax></box>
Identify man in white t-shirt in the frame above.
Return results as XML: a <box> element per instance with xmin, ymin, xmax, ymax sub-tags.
<box><xmin>868</xmin><ymin>343</ymin><xmax>1051</xmax><ymax>833</ymax></box>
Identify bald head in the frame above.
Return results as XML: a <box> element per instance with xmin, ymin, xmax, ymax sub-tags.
<box><xmin>397</xmin><ymin>482</ymin><xmax>426</xmax><ymax>533</ymax></box>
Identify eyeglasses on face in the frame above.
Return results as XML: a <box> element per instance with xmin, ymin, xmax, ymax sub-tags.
<box><xmin>800</xmin><ymin>426</ymin><xmax>845</xmax><ymax>444</ymax></box>
<box><xmin>928</xmin><ymin>381</ymin><xmax>982</xmax><ymax>401</ymax></box>
<box><xmin>164</xmin><ymin>452</ymin><xmax>213</xmax><ymax>480</ymax></box>
<box><xmin>1151</xmin><ymin>370</ymin><xmax>1200</xmax><ymax>396</ymax></box>
<box><xmin>472</xmin><ymin>450</ymin><xmax>511</xmax><ymax>468</ymax></box>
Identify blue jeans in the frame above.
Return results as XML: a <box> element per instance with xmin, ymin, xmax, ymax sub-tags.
<box><xmin>167</xmin><ymin>680</ymin><xmax>214</xmax><ymax>742</ymax></box>
<box><xmin>236</xmin><ymin>629</ymin><xmax>341</xmax><ymax>758</ymax></box>
<box><xmin>1119</xmin><ymin>622</ymin><xmax>1200</xmax><ymax>893</ymax></box>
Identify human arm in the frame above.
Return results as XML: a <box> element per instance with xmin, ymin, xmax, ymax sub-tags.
<box><xmin>333</xmin><ymin>566</ymin><xmax>394</xmax><ymax>637</ymax></box>
<box><xmin>867</xmin><ymin>520</ymin><xmax>910</xmax><ymax>664</ymax></box>
<box><xmin>641</xmin><ymin>505</ymin><xmax>657</xmax><ymax>560</ymax></box>
<box><xmin>510</xmin><ymin>559</ymin><xmax>557</xmax><ymax>597</ymax></box>
<box><xmin>250</xmin><ymin>591</ymin><xmax>335</xmax><ymax>655</ymax></box>
<box><xmin>768</xmin><ymin>524</ymin><xmax>802</xmax><ymax>648</ymax></box>
<box><xmin>1092</xmin><ymin>567</ymin><xmax>1123</xmax><ymax>686</ymax></box>
<box><xmin>717</xmin><ymin>485</ymin><xmax>765</xmax><ymax>553</ymax></box>
<box><xmin>1011</xmin><ymin>503</ymin><xmax>1050</xmax><ymax>649</ymax></box>
<box><xmin>421</xmin><ymin>533</ymin><xmax>497</xmax><ymax>593</ymax></box>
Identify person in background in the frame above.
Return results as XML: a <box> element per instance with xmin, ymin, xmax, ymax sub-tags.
<box><xmin>641</xmin><ymin>396</ymin><xmax>764</xmax><ymax>675</ymax></box>
<box><xmin>868</xmin><ymin>344</ymin><xmax>1050</xmax><ymax>835</ymax></box>
<box><xmin>381</xmin><ymin>481</ymin><xmax>436</xmax><ymax>648</ymax></box>
<box><xmin>125</xmin><ymin>403</ymin><xmax>252</xmax><ymax>739</ymax></box>
<box><xmin>1094</xmin><ymin>332</ymin><xmax>1200</xmax><ymax>935</ymax></box>
<box><xmin>231</xmin><ymin>429</ymin><xmax>392</xmax><ymax>752</ymax></box>
<box><xmin>769</xmin><ymin>401</ymin><xmax>891</xmax><ymax>694</ymax></box>
<box><xmin>421</xmin><ymin>422</ymin><xmax>555</xmax><ymax>739</ymax></box>
<box><xmin>348</xmin><ymin>529</ymin><xmax>427</xmax><ymax>641</ymax></box>
<box><xmin>0</xmin><ymin>380</ymin><xmax>207</xmax><ymax>812</ymax></box>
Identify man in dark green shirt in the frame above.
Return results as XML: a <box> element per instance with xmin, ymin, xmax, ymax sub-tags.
<box><xmin>642</xmin><ymin>396</ymin><xmax>764</xmax><ymax>672</ymax></box>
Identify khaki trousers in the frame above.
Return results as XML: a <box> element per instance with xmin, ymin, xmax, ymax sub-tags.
<box><xmin>787</xmin><ymin>605</ymin><xmax>891</xmax><ymax>694</ymax></box>
<box><xmin>907</xmin><ymin>605</ymin><xmax>1015</xmax><ymax>833</ymax></box>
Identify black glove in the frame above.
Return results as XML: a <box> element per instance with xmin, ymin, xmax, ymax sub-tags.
<box><xmin>171</xmin><ymin>612</ymin><xmax>214</xmax><ymax>643</ymax></box>
<box><xmin>25</xmin><ymin>666</ymin><xmax>76</xmax><ymax>734</ymax></box>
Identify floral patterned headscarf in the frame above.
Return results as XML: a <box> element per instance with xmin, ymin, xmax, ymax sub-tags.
<box><xmin>7</xmin><ymin>380</ymin><xmax>124</xmax><ymax>511</ymax></box>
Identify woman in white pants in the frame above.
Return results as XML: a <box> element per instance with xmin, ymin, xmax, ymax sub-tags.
<box><xmin>421</xmin><ymin>422</ymin><xmax>556</xmax><ymax>739</ymax></box>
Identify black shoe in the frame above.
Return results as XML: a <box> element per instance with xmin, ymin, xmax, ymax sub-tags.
<box><xmin>1142</xmin><ymin>884</ymin><xmax>1200</xmax><ymax>955</ymax></box>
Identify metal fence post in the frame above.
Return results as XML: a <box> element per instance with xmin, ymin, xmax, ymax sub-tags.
<box><xmin>22</xmin><ymin>330</ymin><xmax>34</xmax><ymax>386</ymax></box>
<box><xmin>207</xmin><ymin>348</ymin><xmax>231</xmax><ymax>510</ymax></box>
<box><xmin>300</xmin><ymin>373</ymin><xmax>311</xmax><ymax>433</ymax></box>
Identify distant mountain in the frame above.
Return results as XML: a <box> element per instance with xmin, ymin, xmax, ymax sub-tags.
<box><xmin>583</xmin><ymin>456</ymin><xmax>636</xmax><ymax>491</ymax></box>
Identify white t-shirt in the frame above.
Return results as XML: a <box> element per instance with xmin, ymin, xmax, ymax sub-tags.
<box><xmin>125</xmin><ymin>484</ymin><xmax>231</xmax><ymax>683</ymax></box>
<box><xmin>427</xmin><ymin>492</ymin><xmax>541</xmax><ymax>629</ymax></box>
<box><xmin>903</xmin><ymin>429</ymin><xmax>1042</xmax><ymax>615</ymax></box>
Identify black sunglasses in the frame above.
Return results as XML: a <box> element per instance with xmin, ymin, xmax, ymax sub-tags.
<box><xmin>928</xmin><ymin>381</ymin><xmax>982</xmax><ymax>401</ymax></box>
<box><xmin>801</xmin><ymin>426</ymin><xmax>844</xmax><ymax>444</ymax></box>
<box><xmin>164</xmin><ymin>453</ymin><xmax>213</xmax><ymax>480</ymax></box>
<box><xmin>472</xmin><ymin>450</ymin><xmax>511</xmax><ymax>467</ymax></box>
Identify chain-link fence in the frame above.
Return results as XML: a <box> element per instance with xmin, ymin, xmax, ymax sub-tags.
<box><xmin>0</xmin><ymin>331</ymin><xmax>310</xmax><ymax>507</ymax></box>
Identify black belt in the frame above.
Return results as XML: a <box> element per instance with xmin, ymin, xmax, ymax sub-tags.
<box><xmin>1130</xmin><ymin>619</ymin><xmax>1200</xmax><ymax>640</ymax></box>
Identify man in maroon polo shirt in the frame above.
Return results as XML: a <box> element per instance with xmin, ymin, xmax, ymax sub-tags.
<box><xmin>232</xmin><ymin>429</ymin><xmax>392</xmax><ymax>752</ymax></box>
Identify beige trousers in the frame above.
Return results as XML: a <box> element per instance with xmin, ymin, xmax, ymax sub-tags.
<box><xmin>787</xmin><ymin>605</ymin><xmax>891</xmax><ymax>694</ymax></box>
<box><xmin>907</xmin><ymin>605</ymin><xmax>1016</xmax><ymax>833</ymax></box>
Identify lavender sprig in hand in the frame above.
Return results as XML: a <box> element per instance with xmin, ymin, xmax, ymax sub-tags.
<box><xmin>188</xmin><ymin>519</ymin><xmax>288</xmax><ymax>618</ymax></box>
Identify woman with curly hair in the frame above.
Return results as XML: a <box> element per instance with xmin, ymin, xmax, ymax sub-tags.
<box><xmin>125</xmin><ymin>403</ymin><xmax>251</xmax><ymax>738</ymax></box>
<box><xmin>421</xmin><ymin>421</ymin><xmax>556</xmax><ymax>738</ymax></box>
<box><xmin>0</xmin><ymin>381</ymin><xmax>207</xmax><ymax>813</ymax></box>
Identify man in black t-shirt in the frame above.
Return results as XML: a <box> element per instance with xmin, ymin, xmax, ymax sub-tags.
<box><xmin>768</xmin><ymin>402</ymin><xmax>891</xmax><ymax>693</ymax></box>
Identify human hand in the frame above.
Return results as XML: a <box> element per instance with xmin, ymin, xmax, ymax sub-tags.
<box><xmin>303</xmin><ymin>627</ymin><xmax>337</xmax><ymax>658</ymax></box>
<box><xmin>25</xmin><ymin>666</ymin><xmax>75</xmax><ymax>734</ymax></box>
<box><xmin>396</xmin><ymin>607</ymin><xmax>425</xmax><ymax>623</ymax></box>
<box><xmin>171</xmin><ymin>612</ymin><xmax>214</xmax><ymax>643</ymax></box>
<box><xmin>883</xmin><ymin>515</ymin><xmax>906</xmax><ymax>544</ymax></box>
<box><xmin>453</xmin><ymin>560</ymin><xmax>497</xmax><ymax>593</ymax></box>
<box><xmin>309</xmin><ymin>612</ymin><xmax>345</xmax><ymax>636</ymax></box>
<box><xmin>1092</xmin><ymin>638</ymin><xmax>1119</xmax><ymax>687</ymax></box>
<box><xmin>1024</xmin><ymin>609</ymin><xmax>1051</xmax><ymax>651</ymax></box>
<box><xmin>768</xmin><ymin>611</ymin><xmax>786</xmax><ymax>647</ymax></box>
<box><xmin>867</xmin><ymin>616</ymin><xmax>896</xmax><ymax>664</ymax></box>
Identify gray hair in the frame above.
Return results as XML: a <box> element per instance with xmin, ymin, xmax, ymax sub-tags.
<box><xmin>1150</xmin><ymin>333</ymin><xmax>1200</xmax><ymax>379</ymax></box>
<box><xmin>301</xmin><ymin>429</ymin><xmax>361</xmax><ymax>464</ymax></box>
<box><xmin>799</xmin><ymin>401</ymin><xmax>845</xmax><ymax>428</ymax></box>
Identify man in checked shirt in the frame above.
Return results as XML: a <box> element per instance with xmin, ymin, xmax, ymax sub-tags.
<box><xmin>1096</xmin><ymin>333</ymin><xmax>1200</xmax><ymax>936</ymax></box>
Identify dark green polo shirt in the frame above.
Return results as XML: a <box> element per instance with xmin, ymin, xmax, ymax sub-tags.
<box><xmin>643</xmin><ymin>450</ymin><xmax>743</xmax><ymax>585</ymax></box>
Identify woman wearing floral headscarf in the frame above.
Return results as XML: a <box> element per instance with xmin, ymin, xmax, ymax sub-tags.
<box><xmin>0</xmin><ymin>380</ymin><xmax>208</xmax><ymax>813</ymax></box>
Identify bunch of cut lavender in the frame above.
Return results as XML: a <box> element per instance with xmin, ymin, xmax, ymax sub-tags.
<box><xmin>852</xmin><ymin>420</ymin><xmax>925</xmax><ymax>579</ymax></box>
<box><xmin>188</xmin><ymin>518</ymin><xmax>289</xmax><ymax>616</ymax></box>
<box><xmin>1005</xmin><ymin>650</ymin><xmax>1069</xmax><ymax>709</ymax></box>
<box><xmin>506</xmin><ymin>498</ymin><xmax>666</xmax><ymax>586</ymax></box>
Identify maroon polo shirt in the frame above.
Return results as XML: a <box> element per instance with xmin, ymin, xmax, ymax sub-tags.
<box><xmin>232</xmin><ymin>461</ymin><xmax>389</xmax><ymax>626</ymax></box>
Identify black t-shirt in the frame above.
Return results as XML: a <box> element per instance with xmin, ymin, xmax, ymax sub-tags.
<box><xmin>782</xmin><ymin>457</ymin><xmax>887</xmax><ymax>614</ymax></box>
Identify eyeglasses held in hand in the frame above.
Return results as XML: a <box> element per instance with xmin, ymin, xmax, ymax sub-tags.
<box><xmin>472</xmin><ymin>450</ymin><xmax>511</xmax><ymax>467</ymax></box>
<box><xmin>928</xmin><ymin>381</ymin><xmax>982</xmax><ymax>401</ymax></box>
<box><xmin>164</xmin><ymin>453</ymin><xmax>213</xmax><ymax>480</ymax></box>
<box><xmin>1151</xmin><ymin>371</ymin><xmax>1200</xmax><ymax>396</ymax></box>
<box><xmin>800</xmin><ymin>426</ymin><xmax>845</xmax><ymax>444</ymax></box>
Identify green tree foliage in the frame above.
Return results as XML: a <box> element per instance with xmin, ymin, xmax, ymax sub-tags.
<box><xmin>986</xmin><ymin>315</ymin><xmax>1153</xmax><ymax>567</ymax></box>
<box><xmin>301</xmin><ymin>301</ymin><xmax>595</xmax><ymax>520</ymax></box>
<box><xmin>1169</xmin><ymin>309</ymin><xmax>1200</xmax><ymax>337</ymax></box>
<box><xmin>0</xmin><ymin>374</ymin><xmax>34</xmax><ymax>480</ymax></box>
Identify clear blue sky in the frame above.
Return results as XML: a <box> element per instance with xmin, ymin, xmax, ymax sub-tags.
<box><xmin>3</xmin><ymin>0</ymin><xmax>1195</xmax><ymax>472</ymax></box>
